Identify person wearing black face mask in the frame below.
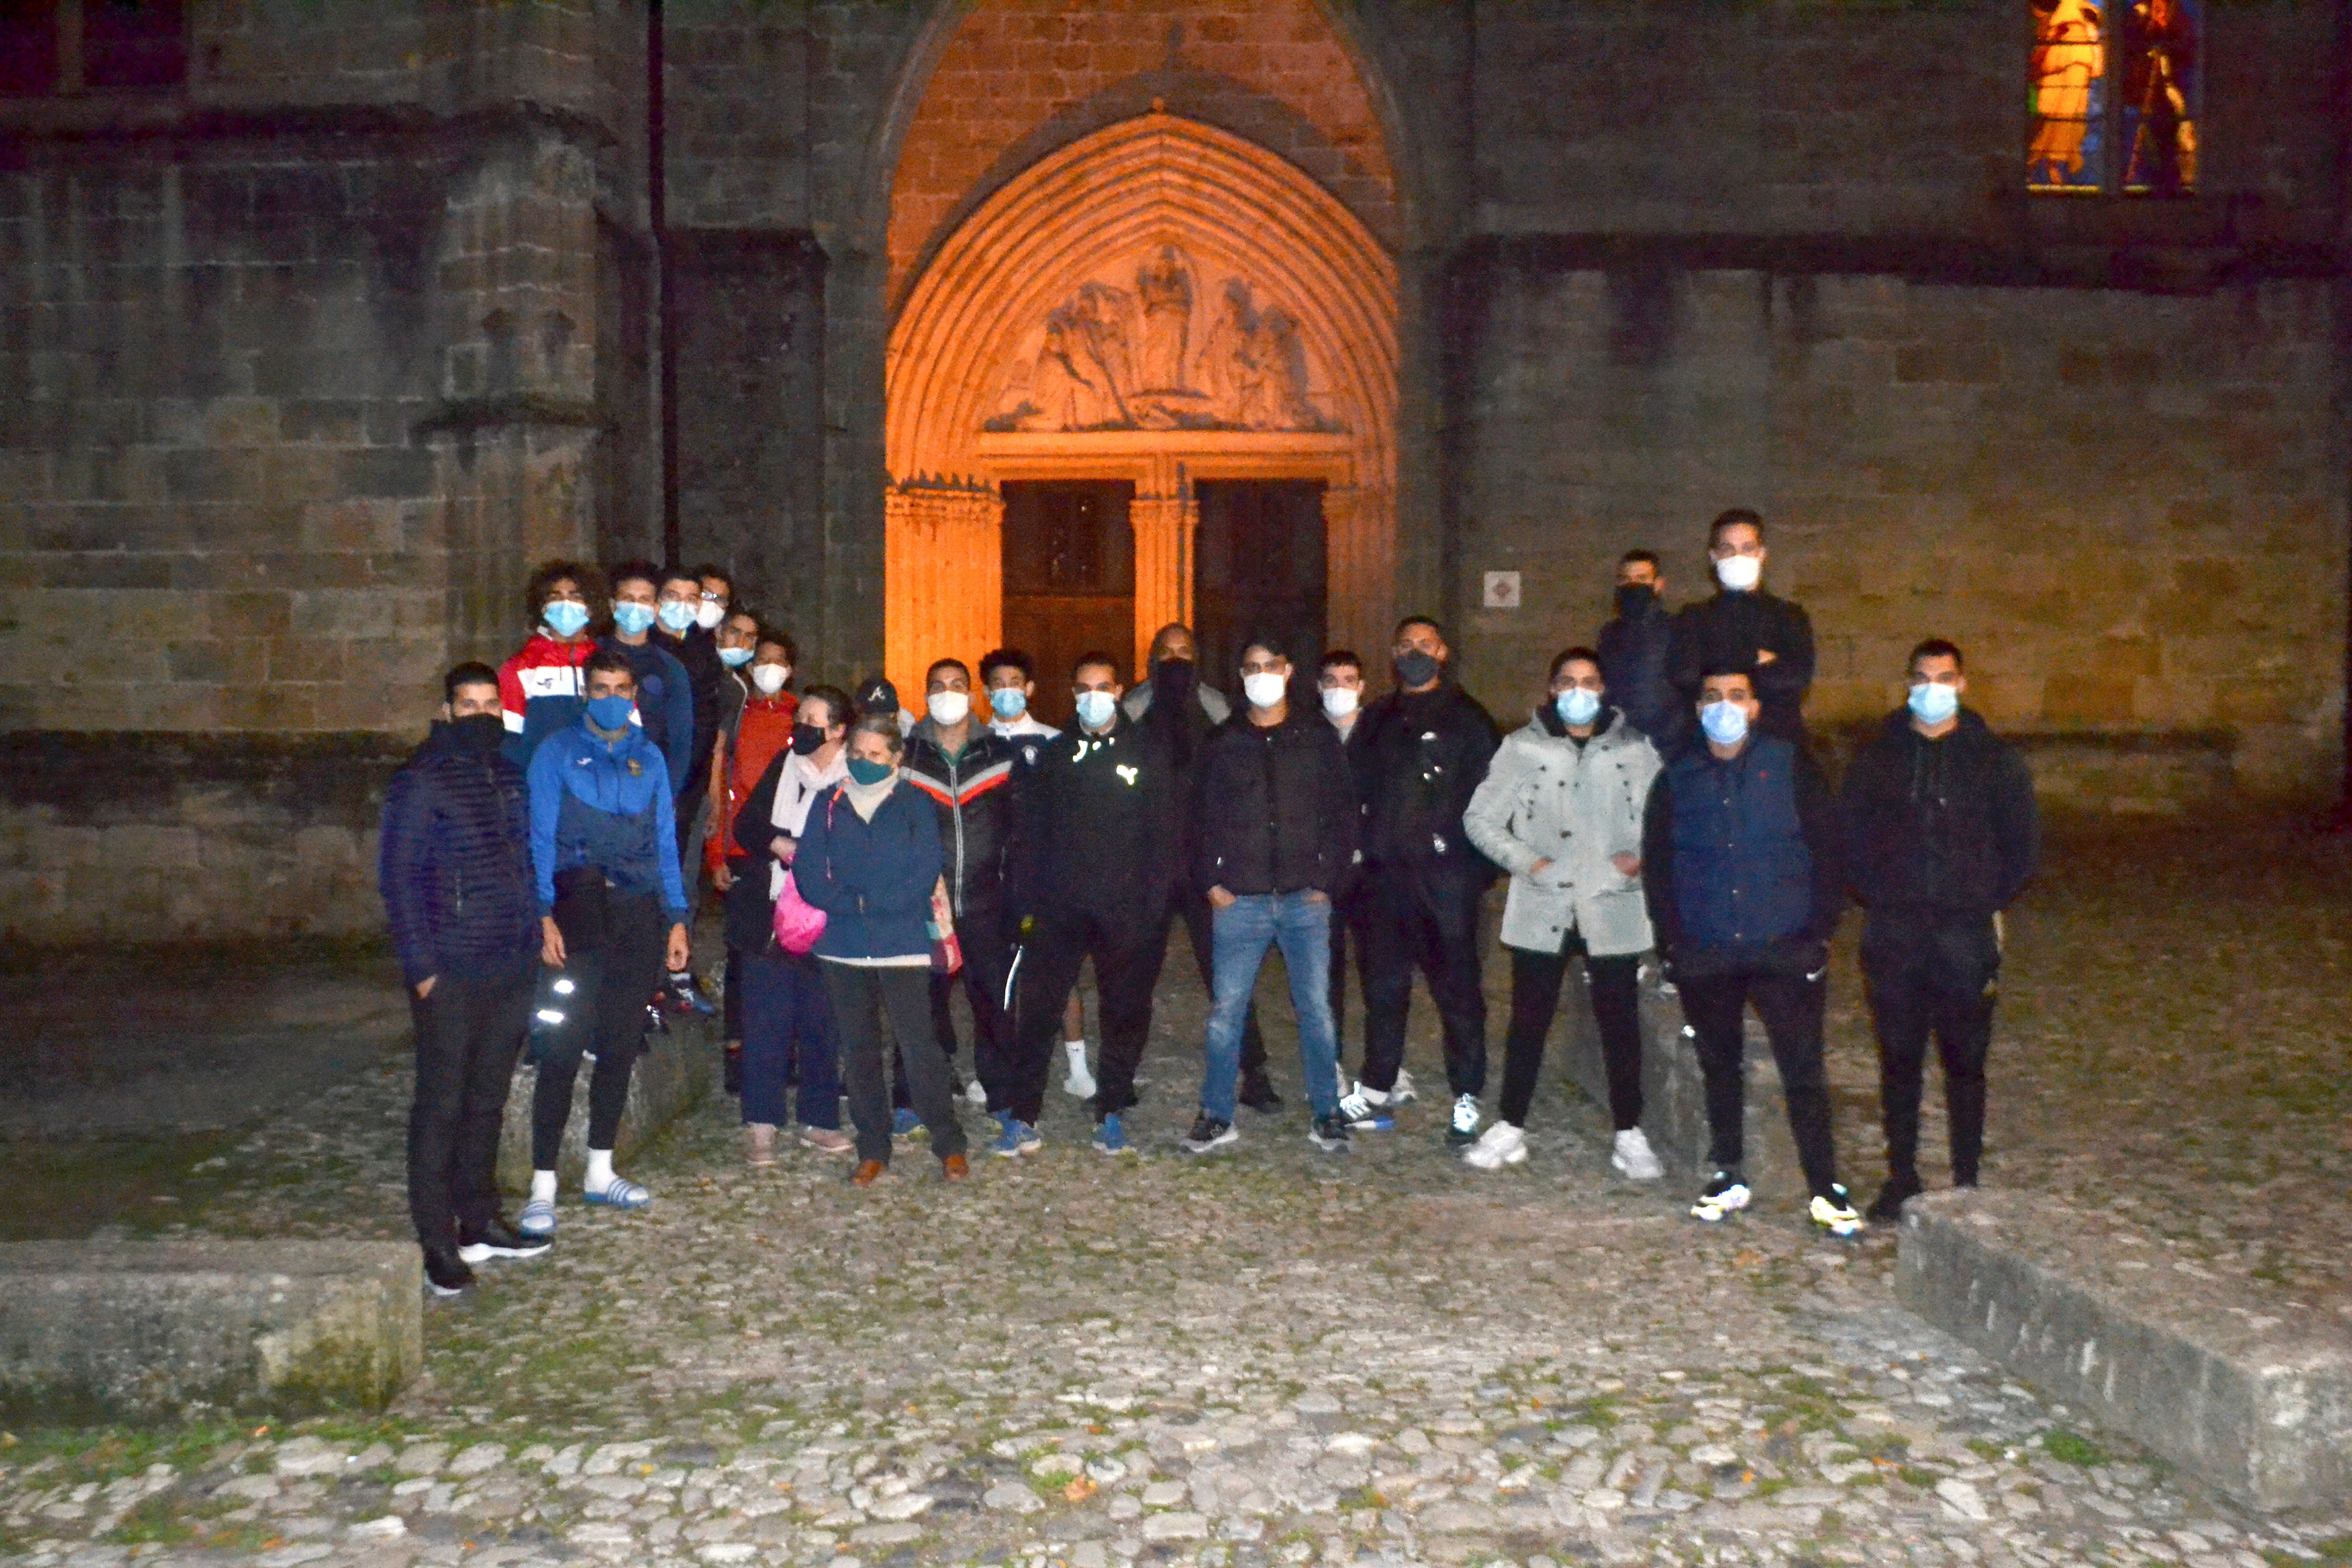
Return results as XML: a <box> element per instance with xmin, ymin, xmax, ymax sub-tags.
<box><xmin>1119</xmin><ymin>624</ymin><xmax>1275</xmax><ymax>1110</ymax></box>
<box><xmin>1339</xmin><ymin>616</ymin><xmax>1502</xmax><ymax>1147</ymax></box>
<box><xmin>379</xmin><ymin>663</ymin><xmax>549</xmax><ymax>1298</ymax></box>
<box><xmin>1597</xmin><ymin>549</ymin><xmax>1685</xmax><ymax>751</ymax></box>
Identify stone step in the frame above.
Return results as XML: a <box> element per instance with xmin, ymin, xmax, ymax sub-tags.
<box><xmin>495</xmin><ymin>1023</ymin><xmax>722</xmax><ymax>1193</ymax></box>
<box><xmin>1553</xmin><ymin>967</ymin><xmax>1803</xmax><ymax>1199</ymax></box>
<box><xmin>0</xmin><ymin>1239</ymin><xmax>420</xmax><ymax>1425</ymax></box>
<box><xmin>1895</xmin><ymin>1188</ymin><xmax>2352</xmax><ymax>1509</ymax></box>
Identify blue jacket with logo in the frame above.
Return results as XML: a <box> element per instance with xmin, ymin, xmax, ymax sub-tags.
<box><xmin>593</xmin><ymin>634</ymin><xmax>697</xmax><ymax>797</ymax></box>
<box><xmin>526</xmin><ymin>719</ymin><xmax>689</xmax><ymax>918</ymax></box>
<box><xmin>1640</xmin><ymin>733</ymin><xmax>1842</xmax><ymax>971</ymax></box>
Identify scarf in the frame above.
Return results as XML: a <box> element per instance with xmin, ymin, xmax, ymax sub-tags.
<box><xmin>841</xmin><ymin>768</ymin><xmax>897</xmax><ymax>822</ymax></box>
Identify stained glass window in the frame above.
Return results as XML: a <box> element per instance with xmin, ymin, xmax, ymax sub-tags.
<box><xmin>2029</xmin><ymin>0</ymin><xmax>2197</xmax><ymax>194</ymax></box>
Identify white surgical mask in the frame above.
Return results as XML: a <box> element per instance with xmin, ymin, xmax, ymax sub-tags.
<box><xmin>694</xmin><ymin>600</ymin><xmax>726</xmax><ymax>631</ymax></box>
<box><xmin>750</xmin><ymin>663</ymin><xmax>789</xmax><ymax>696</ymax></box>
<box><xmin>1242</xmin><ymin>672</ymin><xmax>1287</xmax><ymax>710</ymax></box>
<box><xmin>1700</xmin><ymin>700</ymin><xmax>1751</xmax><ymax>746</ymax></box>
<box><xmin>1908</xmin><ymin>680</ymin><xmax>1959</xmax><ymax>725</ymax></box>
<box><xmin>1555</xmin><ymin>688</ymin><xmax>1601</xmax><ymax>727</ymax></box>
<box><xmin>1073</xmin><ymin>690</ymin><xmax>1116</xmax><ymax>730</ymax></box>
<box><xmin>927</xmin><ymin>690</ymin><xmax>971</xmax><ymax>727</ymax></box>
<box><xmin>1713</xmin><ymin>553</ymin><xmax>1762</xmax><ymax>592</ymax></box>
<box><xmin>1321</xmin><ymin>686</ymin><xmax>1359</xmax><ymax>720</ymax></box>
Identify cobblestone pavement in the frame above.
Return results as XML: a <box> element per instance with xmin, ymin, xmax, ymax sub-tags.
<box><xmin>8</xmin><ymin>817</ymin><xmax>2352</xmax><ymax>1566</ymax></box>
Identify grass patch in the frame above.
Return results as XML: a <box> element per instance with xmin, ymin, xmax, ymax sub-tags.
<box><xmin>2041</xmin><ymin>1428</ymin><xmax>2110</xmax><ymax>1468</ymax></box>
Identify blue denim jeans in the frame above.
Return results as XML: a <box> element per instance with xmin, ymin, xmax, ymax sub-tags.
<box><xmin>1200</xmin><ymin>890</ymin><xmax>1342</xmax><ymax>1122</ymax></box>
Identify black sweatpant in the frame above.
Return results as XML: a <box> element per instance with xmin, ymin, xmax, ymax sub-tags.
<box><xmin>1326</xmin><ymin>880</ymin><xmax>1374</xmax><ymax>1070</ymax></box>
<box><xmin>1498</xmin><ymin>939</ymin><xmax>1643</xmax><ymax>1131</ymax></box>
<box><xmin>531</xmin><ymin>890</ymin><xmax>667</xmax><ymax>1169</ymax></box>
<box><xmin>824</xmin><ymin>963</ymin><xmax>966</xmax><ymax>1165</ymax></box>
<box><xmin>1360</xmin><ymin>866</ymin><xmax>1488</xmax><ymax>1098</ymax></box>
<box><xmin>932</xmin><ymin>903</ymin><xmax>1020</xmax><ymax>1114</ymax></box>
<box><xmin>1175</xmin><ymin>883</ymin><xmax>1265</xmax><ymax>1080</ymax></box>
<box><xmin>1861</xmin><ymin>908</ymin><xmax>2000</xmax><ymax>1188</ymax></box>
<box><xmin>407</xmin><ymin>963</ymin><xmax>534</xmax><ymax>1251</ymax></box>
<box><xmin>1010</xmin><ymin>901</ymin><xmax>1173</xmax><ymax>1122</ymax></box>
<box><xmin>1677</xmin><ymin>964</ymin><xmax>1841</xmax><ymax>1198</ymax></box>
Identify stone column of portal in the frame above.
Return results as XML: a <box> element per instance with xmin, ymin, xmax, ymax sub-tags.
<box><xmin>1130</xmin><ymin>474</ymin><xmax>1194</xmax><ymax>683</ymax></box>
<box><xmin>885</xmin><ymin>479</ymin><xmax>1001</xmax><ymax>700</ymax></box>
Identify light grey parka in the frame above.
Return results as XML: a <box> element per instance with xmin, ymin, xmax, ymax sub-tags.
<box><xmin>1461</xmin><ymin>704</ymin><xmax>1662</xmax><ymax>958</ymax></box>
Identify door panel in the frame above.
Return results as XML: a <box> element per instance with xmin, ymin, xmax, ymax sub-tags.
<box><xmin>1192</xmin><ymin>479</ymin><xmax>1328</xmax><ymax>704</ymax></box>
<box><xmin>1000</xmin><ymin>480</ymin><xmax>1137</xmax><ymax>727</ymax></box>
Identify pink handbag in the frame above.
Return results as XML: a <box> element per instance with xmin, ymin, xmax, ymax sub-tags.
<box><xmin>771</xmin><ymin>867</ymin><xmax>827</xmax><ymax>954</ymax></box>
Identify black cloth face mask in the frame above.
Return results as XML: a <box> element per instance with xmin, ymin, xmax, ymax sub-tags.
<box><xmin>450</xmin><ymin>713</ymin><xmax>504</xmax><ymax>754</ymax></box>
<box><xmin>1393</xmin><ymin>649</ymin><xmax>1440</xmax><ymax>689</ymax></box>
<box><xmin>790</xmin><ymin>723</ymin><xmax>827</xmax><ymax>756</ymax></box>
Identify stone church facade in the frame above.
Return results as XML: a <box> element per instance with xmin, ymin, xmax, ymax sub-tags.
<box><xmin>0</xmin><ymin>0</ymin><xmax>2344</xmax><ymax>940</ymax></box>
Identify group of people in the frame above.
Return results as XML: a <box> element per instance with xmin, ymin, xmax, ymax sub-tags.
<box><xmin>379</xmin><ymin>509</ymin><xmax>2038</xmax><ymax>1296</ymax></box>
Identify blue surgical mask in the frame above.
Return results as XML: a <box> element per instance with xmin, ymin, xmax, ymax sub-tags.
<box><xmin>1555</xmin><ymin>688</ymin><xmax>1601</xmax><ymax>727</ymax></box>
<box><xmin>845</xmin><ymin>756</ymin><xmax>895</xmax><ymax>787</ymax></box>
<box><xmin>542</xmin><ymin>600</ymin><xmax>590</xmax><ymax>639</ymax></box>
<box><xmin>1700</xmin><ymin>700</ymin><xmax>1750</xmax><ymax>747</ymax></box>
<box><xmin>1908</xmin><ymin>680</ymin><xmax>1959</xmax><ymax>725</ymax></box>
<box><xmin>1074</xmin><ymin>690</ymin><xmax>1116</xmax><ymax>730</ymax></box>
<box><xmin>718</xmin><ymin>646</ymin><xmax>753</xmax><ymax>668</ymax></box>
<box><xmin>586</xmin><ymin>694</ymin><xmax>635</xmax><ymax>731</ymax></box>
<box><xmin>611</xmin><ymin>602</ymin><xmax>656</xmax><ymax>637</ymax></box>
<box><xmin>988</xmin><ymin>687</ymin><xmax>1027</xmax><ymax>720</ymax></box>
<box><xmin>656</xmin><ymin>600</ymin><xmax>696</xmax><ymax>634</ymax></box>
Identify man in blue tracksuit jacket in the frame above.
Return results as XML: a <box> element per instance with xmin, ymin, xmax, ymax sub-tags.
<box><xmin>519</xmin><ymin>648</ymin><xmax>692</xmax><ymax>1235</ymax></box>
<box><xmin>1641</xmin><ymin>662</ymin><xmax>1860</xmax><ymax>1237</ymax></box>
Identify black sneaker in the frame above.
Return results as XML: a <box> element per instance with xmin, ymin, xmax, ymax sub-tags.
<box><xmin>423</xmin><ymin>1245</ymin><xmax>476</xmax><ymax>1298</ymax></box>
<box><xmin>1237</xmin><ymin>1072</ymin><xmax>1283</xmax><ymax>1113</ymax></box>
<box><xmin>1180</xmin><ymin>1114</ymin><xmax>1239</xmax><ymax>1155</ymax></box>
<box><xmin>1308</xmin><ymin>1114</ymin><xmax>1352</xmax><ymax>1153</ymax></box>
<box><xmin>457</xmin><ymin>1214</ymin><xmax>551</xmax><ymax>1263</ymax></box>
<box><xmin>1866</xmin><ymin>1174</ymin><xmax>1922</xmax><ymax>1225</ymax></box>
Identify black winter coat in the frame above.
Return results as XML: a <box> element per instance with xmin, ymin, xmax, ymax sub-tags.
<box><xmin>1597</xmin><ymin>588</ymin><xmax>1684</xmax><ymax>751</ymax></box>
<box><xmin>1192</xmin><ymin>710</ymin><xmax>1357</xmax><ymax>898</ymax></box>
<box><xmin>378</xmin><ymin>722</ymin><xmax>541</xmax><ymax>989</ymax></box>
<box><xmin>1007</xmin><ymin>708</ymin><xmax>1186</xmax><ymax>922</ymax></box>
<box><xmin>903</xmin><ymin>722</ymin><xmax>1021</xmax><ymax>915</ymax></box>
<box><xmin>1840</xmin><ymin>707</ymin><xmax>2039</xmax><ymax>917</ymax></box>
<box><xmin>1353</xmin><ymin>682</ymin><xmax>1501</xmax><ymax>879</ymax></box>
<box><xmin>1667</xmin><ymin>589</ymin><xmax>1815</xmax><ymax>740</ymax></box>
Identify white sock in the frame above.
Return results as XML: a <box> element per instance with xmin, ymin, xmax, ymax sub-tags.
<box><xmin>530</xmin><ymin>1170</ymin><xmax>557</xmax><ymax>1204</ymax></box>
<box><xmin>585</xmin><ymin>1149</ymin><xmax>616</xmax><ymax>1194</ymax></box>
<box><xmin>1063</xmin><ymin>1037</ymin><xmax>1087</xmax><ymax>1054</ymax></box>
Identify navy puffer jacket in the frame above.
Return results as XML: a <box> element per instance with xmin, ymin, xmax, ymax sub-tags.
<box><xmin>378</xmin><ymin>723</ymin><xmax>541</xmax><ymax>988</ymax></box>
<box><xmin>1640</xmin><ymin>733</ymin><xmax>1843</xmax><ymax>971</ymax></box>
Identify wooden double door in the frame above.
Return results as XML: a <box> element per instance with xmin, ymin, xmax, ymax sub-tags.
<box><xmin>1000</xmin><ymin>478</ymin><xmax>1327</xmax><ymax>725</ymax></box>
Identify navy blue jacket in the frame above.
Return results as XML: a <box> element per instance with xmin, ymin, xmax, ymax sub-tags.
<box><xmin>378</xmin><ymin>723</ymin><xmax>541</xmax><ymax>988</ymax></box>
<box><xmin>1640</xmin><ymin>733</ymin><xmax>1842</xmax><ymax>971</ymax></box>
<box><xmin>527</xmin><ymin>719</ymin><xmax>689</xmax><ymax>918</ymax></box>
<box><xmin>595</xmin><ymin>634</ymin><xmax>697</xmax><ymax>797</ymax></box>
<box><xmin>792</xmin><ymin>779</ymin><xmax>944</xmax><ymax>962</ymax></box>
<box><xmin>1597</xmin><ymin>588</ymin><xmax>1684</xmax><ymax>752</ymax></box>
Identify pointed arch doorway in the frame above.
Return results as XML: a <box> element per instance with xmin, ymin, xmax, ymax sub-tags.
<box><xmin>884</xmin><ymin>113</ymin><xmax>1398</xmax><ymax>699</ymax></box>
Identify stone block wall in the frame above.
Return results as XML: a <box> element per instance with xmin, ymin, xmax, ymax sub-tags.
<box><xmin>1448</xmin><ymin>265</ymin><xmax>2347</xmax><ymax>799</ymax></box>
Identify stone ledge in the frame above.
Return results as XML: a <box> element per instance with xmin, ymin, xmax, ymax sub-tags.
<box><xmin>1895</xmin><ymin>1188</ymin><xmax>2352</xmax><ymax>1509</ymax></box>
<box><xmin>0</xmin><ymin>1239</ymin><xmax>421</xmax><ymax>1425</ymax></box>
<box><xmin>496</xmin><ymin>1024</ymin><xmax>722</xmax><ymax>1194</ymax></box>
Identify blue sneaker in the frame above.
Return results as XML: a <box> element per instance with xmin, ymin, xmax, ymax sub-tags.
<box><xmin>1092</xmin><ymin>1113</ymin><xmax>1134</xmax><ymax>1156</ymax></box>
<box><xmin>892</xmin><ymin>1107</ymin><xmax>922</xmax><ymax>1139</ymax></box>
<box><xmin>988</xmin><ymin>1117</ymin><xmax>1032</xmax><ymax>1158</ymax></box>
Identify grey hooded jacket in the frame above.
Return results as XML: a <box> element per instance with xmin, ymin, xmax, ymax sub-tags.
<box><xmin>1462</xmin><ymin>704</ymin><xmax>1661</xmax><ymax>958</ymax></box>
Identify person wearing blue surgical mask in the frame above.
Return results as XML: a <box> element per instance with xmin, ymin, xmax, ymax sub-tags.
<box><xmin>1462</xmin><ymin>650</ymin><xmax>1665</xmax><ymax>1180</ymax></box>
<box><xmin>1641</xmin><ymin>664</ymin><xmax>1860</xmax><ymax>1238</ymax></box>
<box><xmin>594</xmin><ymin>562</ymin><xmax>697</xmax><ymax>807</ymax></box>
<box><xmin>498</xmin><ymin>560</ymin><xmax>607</xmax><ymax>770</ymax></box>
<box><xmin>1839</xmin><ymin>639</ymin><xmax>2038</xmax><ymax>1226</ymax></box>
<box><xmin>520</xmin><ymin>650</ymin><xmax>693</xmax><ymax>1236</ymax></box>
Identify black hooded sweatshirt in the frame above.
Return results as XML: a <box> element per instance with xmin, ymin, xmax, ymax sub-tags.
<box><xmin>1839</xmin><ymin>706</ymin><xmax>2039</xmax><ymax>917</ymax></box>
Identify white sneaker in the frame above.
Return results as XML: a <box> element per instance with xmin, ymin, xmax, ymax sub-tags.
<box><xmin>1389</xmin><ymin>1067</ymin><xmax>1419</xmax><ymax>1105</ymax></box>
<box><xmin>1611</xmin><ymin>1126</ymin><xmax>1665</xmax><ymax>1182</ymax></box>
<box><xmin>1061</xmin><ymin>1039</ymin><xmax>1097</xmax><ymax>1099</ymax></box>
<box><xmin>1446</xmin><ymin>1093</ymin><xmax>1481</xmax><ymax>1145</ymax></box>
<box><xmin>1462</xmin><ymin>1121</ymin><xmax>1527</xmax><ymax>1170</ymax></box>
<box><xmin>1336</xmin><ymin>1082</ymin><xmax>1393</xmax><ymax>1130</ymax></box>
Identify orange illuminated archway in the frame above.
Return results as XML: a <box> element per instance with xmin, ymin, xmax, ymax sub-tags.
<box><xmin>884</xmin><ymin>112</ymin><xmax>1399</xmax><ymax>697</ymax></box>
